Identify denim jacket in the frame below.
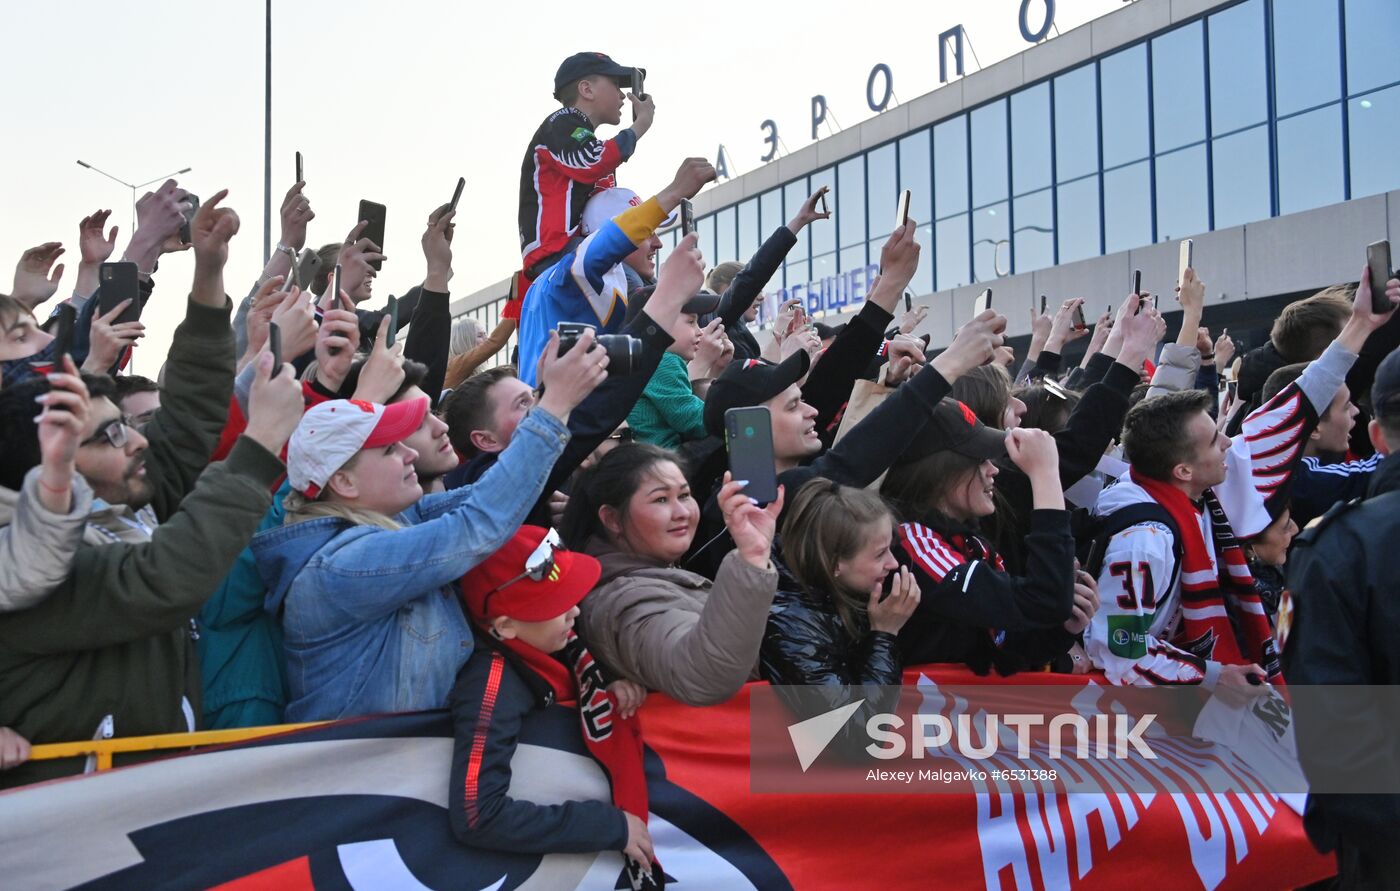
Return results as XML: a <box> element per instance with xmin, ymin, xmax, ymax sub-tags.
<box><xmin>253</xmin><ymin>409</ymin><xmax>570</xmax><ymax>722</ymax></box>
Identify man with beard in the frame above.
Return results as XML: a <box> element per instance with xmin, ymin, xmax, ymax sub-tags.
<box><xmin>0</xmin><ymin>193</ymin><xmax>307</xmax><ymax>787</ymax></box>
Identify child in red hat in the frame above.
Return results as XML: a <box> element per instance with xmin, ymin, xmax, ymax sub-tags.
<box><xmin>450</xmin><ymin>525</ymin><xmax>661</xmax><ymax>887</ymax></box>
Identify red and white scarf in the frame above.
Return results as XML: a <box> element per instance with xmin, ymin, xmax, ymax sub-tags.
<box><xmin>1131</xmin><ymin>471</ymin><xmax>1283</xmax><ymax>682</ymax></box>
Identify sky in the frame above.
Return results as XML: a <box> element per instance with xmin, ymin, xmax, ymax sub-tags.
<box><xmin>0</xmin><ymin>0</ymin><xmax>1125</xmax><ymax>368</ymax></box>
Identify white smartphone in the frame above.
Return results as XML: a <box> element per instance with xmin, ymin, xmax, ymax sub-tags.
<box><xmin>895</xmin><ymin>190</ymin><xmax>911</xmax><ymax>228</ymax></box>
<box><xmin>973</xmin><ymin>288</ymin><xmax>992</xmax><ymax>315</ymax></box>
<box><xmin>1178</xmin><ymin>239</ymin><xmax>1194</xmax><ymax>288</ymax></box>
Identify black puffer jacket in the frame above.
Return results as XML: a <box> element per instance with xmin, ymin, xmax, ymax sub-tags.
<box><xmin>760</xmin><ymin>586</ymin><xmax>902</xmax><ymax>687</ymax></box>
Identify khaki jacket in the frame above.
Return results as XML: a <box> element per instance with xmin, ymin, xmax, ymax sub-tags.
<box><xmin>0</xmin><ymin>469</ymin><xmax>94</xmax><ymax>612</ymax></box>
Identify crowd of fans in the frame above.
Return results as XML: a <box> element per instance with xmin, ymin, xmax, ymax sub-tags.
<box><xmin>2</xmin><ymin>49</ymin><xmax>1400</xmax><ymax>887</ymax></box>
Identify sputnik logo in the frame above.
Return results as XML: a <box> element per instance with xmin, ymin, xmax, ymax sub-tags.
<box><xmin>786</xmin><ymin>700</ymin><xmax>865</xmax><ymax>772</ymax></box>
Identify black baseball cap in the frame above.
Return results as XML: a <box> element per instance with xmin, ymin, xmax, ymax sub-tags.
<box><xmin>554</xmin><ymin>53</ymin><xmax>642</xmax><ymax>100</ymax></box>
<box><xmin>1371</xmin><ymin>347</ymin><xmax>1400</xmax><ymax>422</ymax></box>
<box><xmin>892</xmin><ymin>399</ymin><xmax>1009</xmax><ymax>467</ymax></box>
<box><xmin>624</xmin><ymin>286</ymin><xmax>721</xmax><ymax>326</ymax></box>
<box><xmin>703</xmin><ymin>351</ymin><xmax>811</xmax><ymax>437</ymax></box>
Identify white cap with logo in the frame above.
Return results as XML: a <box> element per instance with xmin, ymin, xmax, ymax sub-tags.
<box><xmin>287</xmin><ymin>397</ymin><xmax>429</xmax><ymax>498</ymax></box>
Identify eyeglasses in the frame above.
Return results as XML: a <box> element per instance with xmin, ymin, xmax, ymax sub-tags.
<box><xmin>481</xmin><ymin>528</ymin><xmax>563</xmax><ymax>614</ymax></box>
<box><xmin>81</xmin><ymin>418</ymin><xmax>130</xmax><ymax>449</ymax></box>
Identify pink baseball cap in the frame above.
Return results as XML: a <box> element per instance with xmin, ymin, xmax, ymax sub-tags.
<box><xmin>287</xmin><ymin>397</ymin><xmax>429</xmax><ymax>498</ymax></box>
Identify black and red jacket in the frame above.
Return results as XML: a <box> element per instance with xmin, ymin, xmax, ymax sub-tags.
<box><xmin>448</xmin><ymin>632</ymin><xmax>628</xmax><ymax>854</ymax></box>
<box><xmin>517</xmin><ymin>107</ymin><xmax>637</xmax><ymax>278</ymax></box>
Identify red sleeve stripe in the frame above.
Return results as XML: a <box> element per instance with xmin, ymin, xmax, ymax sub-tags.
<box><xmin>463</xmin><ymin>652</ymin><xmax>505</xmax><ymax>829</ymax></box>
<box><xmin>899</xmin><ymin>523</ymin><xmax>962</xmax><ymax>582</ymax></box>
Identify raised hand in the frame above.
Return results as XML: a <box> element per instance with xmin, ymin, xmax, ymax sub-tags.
<box><xmin>870</xmin><ymin>219</ymin><xmax>921</xmax><ymax>304</ymax></box>
<box><xmin>1005</xmin><ymin>427</ymin><xmax>1060</xmax><ymax>480</ymax></box>
<box><xmin>34</xmin><ymin>356</ymin><xmax>90</xmax><ymax>513</ymax></box>
<box><xmin>422</xmin><ymin>206</ymin><xmax>455</xmax><ymax>292</ymax></box>
<box><xmin>644</xmin><ymin>232</ymin><xmax>705</xmax><ymax>325</ymax></box>
<box><xmin>1213</xmin><ymin>329</ymin><xmax>1236</xmax><ymax>373</ymax></box>
<box><xmin>536</xmin><ymin>329</ymin><xmax>610</xmax><ymax>423</ymax></box>
<box><xmin>243</xmin><ymin>350</ymin><xmax>306</xmax><ymax>454</ymax></box>
<box><xmin>315</xmin><ymin>299</ymin><xmax>363</xmax><ymax>393</ymax></box>
<box><xmin>190</xmin><ymin>189</ymin><xmax>240</xmax><ymax>271</ymax></box>
<box><xmin>716</xmin><ymin>472</ymin><xmax>784</xmax><ymax>570</ymax></box>
<box><xmin>11</xmin><ymin>243</ymin><xmax>67</xmax><ymax>309</ymax></box>
<box><xmin>337</xmin><ymin>220</ymin><xmax>385</xmax><ymax>305</ymax></box>
<box><xmin>1046</xmin><ymin>298</ymin><xmax>1088</xmax><ymax>352</ymax></box>
<box><xmin>692</xmin><ymin>318</ymin><xmax>730</xmax><ymax>377</ymax></box>
<box><xmin>868</xmin><ymin>565</ymin><xmax>921</xmax><ymax>634</ymax></box>
<box><xmin>622</xmin><ymin>812</ymin><xmax>655</xmax><ymax>872</ymax></box>
<box><xmin>279</xmin><ymin>181</ymin><xmax>315</xmax><ymax>252</ymax></box>
<box><xmin>81</xmin><ymin>299</ymin><xmax>145</xmax><ymax>373</ymax></box>
<box><xmin>269</xmin><ymin>285</ymin><xmax>317</xmax><ymax>362</ymax></box>
<box><xmin>128</xmin><ymin>180</ymin><xmax>190</xmax><ymax>272</ymax></box>
<box><xmin>899</xmin><ymin>303</ymin><xmax>929</xmax><ymax>335</ymax></box>
<box><xmin>78</xmin><ymin>210</ymin><xmax>119</xmax><ymax>265</ymax></box>
<box><xmin>659</xmin><ymin>157</ymin><xmax>718</xmax><ymax>209</ymax></box>
<box><xmin>241</xmin><ymin>275</ymin><xmax>289</xmax><ymax>368</ymax></box>
<box><xmin>932</xmin><ymin>310</ymin><xmax>1007</xmax><ymax>381</ymax></box>
<box><xmin>352</xmin><ymin>314</ymin><xmax>406</xmax><ymax>403</ymax></box>
<box><xmin>628</xmin><ymin>91</ymin><xmax>656</xmax><ymax>138</ymax></box>
<box><xmin>788</xmin><ymin>186</ymin><xmax>832</xmax><ymax>233</ymax></box>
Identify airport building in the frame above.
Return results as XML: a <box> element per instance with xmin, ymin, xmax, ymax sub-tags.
<box><xmin>454</xmin><ymin>0</ymin><xmax>1400</xmax><ymax>357</ymax></box>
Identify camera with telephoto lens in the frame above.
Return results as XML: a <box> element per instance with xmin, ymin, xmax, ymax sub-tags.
<box><xmin>556</xmin><ymin>322</ymin><xmax>642</xmax><ymax>375</ymax></box>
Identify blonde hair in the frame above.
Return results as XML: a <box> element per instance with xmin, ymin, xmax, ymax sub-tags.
<box><xmin>450</xmin><ymin>316</ymin><xmax>483</xmax><ymax>359</ymax></box>
<box><xmin>282</xmin><ymin>453</ymin><xmax>402</xmax><ymax>531</ymax></box>
<box><xmin>1271</xmin><ymin>286</ymin><xmax>1352</xmax><ymax>362</ymax></box>
<box><xmin>705</xmin><ymin>261</ymin><xmax>744</xmax><ymax>294</ymax></box>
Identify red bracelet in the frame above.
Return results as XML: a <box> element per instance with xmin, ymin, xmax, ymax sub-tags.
<box><xmin>37</xmin><ymin>478</ymin><xmax>72</xmax><ymax>496</ymax></box>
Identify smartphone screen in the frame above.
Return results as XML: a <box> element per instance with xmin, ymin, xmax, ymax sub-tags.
<box><xmin>1040</xmin><ymin>295</ymin><xmax>1047</xmax><ymax>315</ymax></box>
<box><xmin>1367</xmin><ymin>240</ymin><xmax>1393</xmax><ymax>315</ymax></box>
<box><xmin>1071</xmin><ymin>302</ymin><xmax>1086</xmax><ymax>330</ymax></box>
<box><xmin>98</xmin><ymin>262</ymin><xmax>142</xmax><ymax>325</ymax></box>
<box><xmin>1178</xmin><ymin>239</ymin><xmax>1194</xmax><ymax>287</ymax></box>
<box><xmin>817</xmin><ymin>188</ymin><xmax>829</xmax><ymax>216</ymax></box>
<box><xmin>295</xmin><ymin>151</ymin><xmax>303</xmax><ymax>184</ymax></box>
<box><xmin>385</xmin><ymin>295</ymin><xmax>400</xmax><ymax>348</ymax></box>
<box><xmin>357</xmin><ymin>200</ymin><xmax>387</xmax><ymax>271</ymax></box>
<box><xmin>895</xmin><ymin>190</ymin><xmax>911</xmax><ymax>228</ymax></box>
<box><xmin>725</xmin><ymin>407</ymin><xmax>779</xmax><ymax>506</ymax></box>
<box><xmin>680</xmin><ymin>199</ymin><xmax>695</xmax><ymax>237</ymax></box>
<box><xmin>973</xmin><ymin>289</ymin><xmax>992</xmax><ymax>315</ymax></box>
<box><xmin>332</xmin><ymin>263</ymin><xmax>345</xmax><ymax>309</ymax></box>
<box><xmin>1132</xmin><ymin>270</ymin><xmax>1142</xmax><ymax>296</ymax></box>
<box><xmin>904</xmin><ymin>292</ymin><xmax>912</xmax><ymax>313</ymax></box>
<box><xmin>449</xmin><ymin>177</ymin><xmax>465</xmax><ymax>213</ymax></box>
<box><xmin>268</xmin><ymin>321</ymin><xmax>283</xmax><ymax>378</ymax></box>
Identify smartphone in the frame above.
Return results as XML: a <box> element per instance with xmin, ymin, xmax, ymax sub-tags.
<box><xmin>878</xmin><ymin>571</ymin><xmax>898</xmax><ymax>604</ymax></box>
<box><xmin>1366</xmin><ymin>240</ymin><xmax>1393</xmax><ymax>315</ymax></box>
<box><xmin>1040</xmin><ymin>294</ymin><xmax>1047</xmax><ymax>315</ymax></box>
<box><xmin>295</xmin><ymin>151</ymin><xmax>303</xmax><ymax>184</ymax></box>
<box><xmin>632</xmin><ymin>68</ymin><xmax>646</xmax><ymax>123</ymax></box>
<box><xmin>1132</xmin><ymin>269</ymin><xmax>1142</xmax><ymax>297</ymax></box>
<box><xmin>895</xmin><ymin>189</ymin><xmax>911</xmax><ymax>228</ymax></box>
<box><xmin>680</xmin><ymin>199</ymin><xmax>695</xmax><ymax>237</ymax></box>
<box><xmin>178</xmin><ymin>194</ymin><xmax>200</xmax><ymax>246</ymax></box>
<box><xmin>357</xmin><ymin>199</ymin><xmax>387</xmax><ymax>271</ymax></box>
<box><xmin>385</xmin><ymin>295</ymin><xmax>400</xmax><ymax>348</ymax></box>
<box><xmin>973</xmin><ymin>289</ymin><xmax>992</xmax><ymax>315</ymax></box>
<box><xmin>268</xmin><ymin>321</ymin><xmax>283</xmax><ymax>378</ymax></box>
<box><xmin>332</xmin><ymin>263</ymin><xmax>346</xmax><ymax>309</ymax></box>
<box><xmin>1071</xmin><ymin>302</ymin><xmax>1086</xmax><ymax>330</ymax></box>
<box><xmin>724</xmin><ymin>407</ymin><xmax>779</xmax><ymax>506</ymax></box>
<box><xmin>904</xmin><ymin>292</ymin><xmax>913</xmax><ymax>313</ymax></box>
<box><xmin>52</xmin><ymin>303</ymin><xmax>76</xmax><ymax>361</ymax></box>
<box><xmin>449</xmin><ymin>177</ymin><xmax>465</xmax><ymax>213</ymax></box>
<box><xmin>98</xmin><ymin>262</ymin><xmax>142</xmax><ymax>325</ymax></box>
<box><xmin>818</xmin><ymin>188</ymin><xmax>830</xmax><ymax>216</ymax></box>
<box><xmin>1178</xmin><ymin>239</ymin><xmax>1194</xmax><ymax>287</ymax></box>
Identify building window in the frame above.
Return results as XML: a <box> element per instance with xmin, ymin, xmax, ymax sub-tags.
<box><xmin>1209</xmin><ymin>0</ymin><xmax>1267</xmax><ymax>135</ymax></box>
<box><xmin>934</xmin><ymin>115</ymin><xmax>969</xmax><ymax>219</ymax></box>
<box><xmin>1152</xmin><ymin>21</ymin><xmax>1206</xmax><ymax>154</ymax></box>
<box><xmin>783</xmin><ymin>178</ymin><xmax>810</xmax><ymax>264</ymax></box>
<box><xmin>898</xmin><ymin>130</ymin><xmax>933</xmax><ymax>222</ymax></box>
<box><xmin>1272</xmin><ymin>0</ymin><xmax>1341</xmax><ymax>118</ymax></box>
<box><xmin>737</xmin><ymin>198</ymin><xmax>759</xmax><ymax>262</ymax></box>
<box><xmin>1100</xmin><ymin>44</ymin><xmax>1150</xmax><ymax>169</ymax></box>
<box><xmin>837</xmin><ymin>155</ymin><xmax>867</xmax><ymax>265</ymax></box>
<box><xmin>936</xmin><ymin>214</ymin><xmax>970</xmax><ymax>290</ymax></box>
<box><xmin>1013</xmin><ymin>188</ymin><xmax>1054</xmax><ymax>274</ymax></box>
<box><xmin>1011</xmin><ymin>82</ymin><xmax>1052</xmax><ymax>196</ymax></box>
<box><xmin>1155</xmin><ymin>145</ymin><xmax>1209</xmax><ymax>241</ymax></box>
<box><xmin>973</xmin><ymin>202</ymin><xmax>1009</xmax><ymax>282</ymax></box>
<box><xmin>1345</xmin><ymin>0</ymin><xmax>1400</xmax><ymax>96</ymax></box>
<box><xmin>1103</xmin><ymin>161</ymin><xmax>1151</xmax><ymax>254</ymax></box>
<box><xmin>1056</xmin><ymin>176</ymin><xmax>1100</xmax><ymax>264</ymax></box>
<box><xmin>971</xmin><ymin>99</ymin><xmax>1009</xmax><ymax>209</ymax></box>
<box><xmin>698</xmin><ymin>214</ymin><xmax>717</xmax><ymax>269</ymax></box>
<box><xmin>809</xmin><ymin>166</ymin><xmax>836</xmax><ymax>258</ymax></box>
<box><xmin>1349</xmin><ymin>84</ymin><xmax>1400</xmax><ymax>199</ymax></box>
<box><xmin>714</xmin><ymin>206</ymin><xmax>736</xmax><ymax>264</ymax></box>
<box><xmin>867</xmin><ymin>143</ymin><xmax>898</xmax><ymax>237</ymax></box>
<box><xmin>1054</xmin><ymin>64</ymin><xmax>1099</xmax><ymax>183</ymax></box>
<box><xmin>1212</xmin><ymin>125</ymin><xmax>1272</xmax><ymax>229</ymax></box>
<box><xmin>1277</xmin><ymin>104</ymin><xmax>1345</xmax><ymax>214</ymax></box>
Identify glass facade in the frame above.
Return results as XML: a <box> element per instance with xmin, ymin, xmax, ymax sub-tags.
<box><xmin>667</xmin><ymin>0</ymin><xmax>1400</xmax><ymax>300</ymax></box>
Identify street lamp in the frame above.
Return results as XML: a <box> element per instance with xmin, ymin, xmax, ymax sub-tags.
<box><xmin>75</xmin><ymin>160</ymin><xmax>193</xmax><ymax>238</ymax></box>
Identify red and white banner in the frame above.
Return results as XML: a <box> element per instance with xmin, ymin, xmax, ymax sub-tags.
<box><xmin>0</xmin><ymin>666</ymin><xmax>1334</xmax><ymax>889</ymax></box>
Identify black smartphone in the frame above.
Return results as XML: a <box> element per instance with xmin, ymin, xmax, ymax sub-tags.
<box><xmin>295</xmin><ymin>151</ymin><xmax>303</xmax><ymax>184</ymax></box>
<box><xmin>98</xmin><ymin>261</ymin><xmax>142</xmax><ymax>325</ymax></box>
<box><xmin>1040</xmin><ymin>294</ymin><xmax>1047</xmax><ymax>315</ymax></box>
<box><xmin>449</xmin><ymin>177</ymin><xmax>465</xmax><ymax>213</ymax></box>
<box><xmin>724</xmin><ymin>406</ymin><xmax>778</xmax><ymax>507</ymax></box>
<box><xmin>632</xmin><ymin>68</ymin><xmax>646</xmax><ymax>123</ymax></box>
<box><xmin>52</xmin><ymin>303</ymin><xmax>76</xmax><ymax>361</ymax></box>
<box><xmin>818</xmin><ymin>188</ymin><xmax>830</xmax><ymax>216</ymax></box>
<box><xmin>973</xmin><ymin>289</ymin><xmax>992</xmax><ymax>315</ymax></box>
<box><xmin>904</xmin><ymin>292</ymin><xmax>913</xmax><ymax>313</ymax></box>
<box><xmin>332</xmin><ymin>262</ymin><xmax>346</xmax><ymax>309</ymax></box>
<box><xmin>1132</xmin><ymin>269</ymin><xmax>1142</xmax><ymax>296</ymax></box>
<box><xmin>385</xmin><ymin>295</ymin><xmax>400</xmax><ymax>348</ymax></box>
<box><xmin>268</xmin><ymin>321</ymin><xmax>283</xmax><ymax>378</ymax></box>
<box><xmin>1071</xmin><ymin>302</ymin><xmax>1086</xmax><ymax>330</ymax></box>
<box><xmin>357</xmin><ymin>199</ymin><xmax>387</xmax><ymax>271</ymax></box>
<box><xmin>895</xmin><ymin>189</ymin><xmax>910</xmax><ymax>227</ymax></box>
<box><xmin>680</xmin><ymin>199</ymin><xmax>695</xmax><ymax>237</ymax></box>
<box><xmin>878</xmin><ymin>571</ymin><xmax>898</xmax><ymax>603</ymax></box>
<box><xmin>178</xmin><ymin>193</ymin><xmax>200</xmax><ymax>246</ymax></box>
<box><xmin>1366</xmin><ymin>240</ymin><xmax>1393</xmax><ymax>315</ymax></box>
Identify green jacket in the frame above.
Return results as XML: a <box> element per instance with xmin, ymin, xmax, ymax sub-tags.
<box><xmin>627</xmin><ymin>352</ymin><xmax>707</xmax><ymax>450</ymax></box>
<box><xmin>0</xmin><ymin>297</ymin><xmax>284</xmax><ymax>788</ymax></box>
